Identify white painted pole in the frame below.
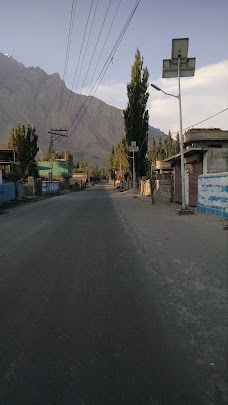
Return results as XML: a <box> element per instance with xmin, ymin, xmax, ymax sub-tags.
<box><xmin>133</xmin><ymin>149</ymin><xmax>136</xmax><ymax>192</ymax></box>
<box><xmin>178</xmin><ymin>57</ymin><xmax>186</xmax><ymax>210</ymax></box>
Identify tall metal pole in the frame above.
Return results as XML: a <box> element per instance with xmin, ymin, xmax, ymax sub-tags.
<box><xmin>49</xmin><ymin>134</ymin><xmax>54</xmax><ymax>195</ymax></box>
<box><xmin>178</xmin><ymin>57</ymin><xmax>186</xmax><ymax>210</ymax></box>
<box><xmin>133</xmin><ymin>149</ymin><xmax>136</xmax><ymax>192</ymax></box>
<box><xmin>150</xmin><ymin>162</ymin><xmax>154</xmax><ymax>205</ymax></box>
<box><xmin>48</xmin><ymin>130</ymin><xmax>68</xmax><ymax>195</ymax></box>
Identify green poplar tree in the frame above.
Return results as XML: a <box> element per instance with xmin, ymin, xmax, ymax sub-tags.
<box><xmin>113</xmin><ymin>137</ymin><xmax>130</xmax><ymax>172</ymax></box>
<box><xmin>157</xmin><ymin>138</ymin><xmax>165</xmax><ymax>160</ymax></box>
<box><xmin>26</xmin><ymin>125</ymin><xmax>39</xmax><ymax>176</ymax></box>
<box><xmin>165</xmin><ymin>130</ymin><xmax>175</xmax><ymax>158</ymax></box>
<box><xmin>175</xmin><ymin>132</ymin><xmax>180</xmax><ymax>153</ymax></box>
<box><xmin>8</xmin><ymin>124</ymin><xmax>39</xmax><ymax>177</ymax></box>
<box><xmin>147</xmin><ymin>137</ymin><xmax>157</xmax><ymax>165</ymax></box>
<box><xmin>124</xmin><ymin>49</ymin><xmax>149</xmax><ymax>177</ymax></box>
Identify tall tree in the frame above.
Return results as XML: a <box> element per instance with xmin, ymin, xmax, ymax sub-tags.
<box><xmin>43</xmin><ymin>147</ymin><xmax>52</xmax><ymax>161</ymax></box>
<box><xmin>124</xmin><ymin>49</ymin><xmax>149</xmax><ymax>177</ymax></box>
<box><xmin>8</xmin><ymin>124</ymin><xmax>39</xmax><ymax>177</ymax></box>
<box><xmin>164</xmin><ymin>130</ymin><xmax>175</xmax><ymax>158</ymax></box>
<box><xmin>108</xmin><ymin>138</ymin><xmax>130</xmax><ymax>175</ymax></box>
<box><xmin>175</xmin><ymin>132</ymin><xmax>180</xmax><ymax>153</ymax></box>
<box><xmin>113</xmin><ymin>137</ymin><xmax>130</xmax><ymax>172</ymax></box>
<box><xmin>108</xmin><ymin>146</ymin><xmax>116</xmax><ymax>182</ymax></box>
<box><xmin>147</xmin><ymin>137</ymin><xmax>157</xmax><ymax>165</ymax></box>
<box><xmin>157</xmin><ymin>138</ymin><xmax>165</xmax><ymax>160</ymax></box>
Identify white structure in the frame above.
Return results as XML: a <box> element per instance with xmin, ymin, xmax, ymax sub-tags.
<box><xmin>198</xmin><ymin>173</ymin><xmax>228</xmax><ymax>218</ymax></box>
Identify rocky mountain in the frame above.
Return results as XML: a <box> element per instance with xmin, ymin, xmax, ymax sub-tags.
<box><xmin>0</xmin><ymin>53</ymin><xmax>166</xmax><ymax>164</ymax></box>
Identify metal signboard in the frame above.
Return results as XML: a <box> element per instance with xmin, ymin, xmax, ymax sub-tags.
<box><xmin>162</xmin><ymin>58</ymin><xmax>196</xmax><ymax>78</ymax></box>
<box><xmin>128</xmin><ymin>146</ymin><xmax>139</xmax><ymax>152</ymax></box>
<box><xmin>171</xmin><ymin>38</ymin><xmax>189</xmax><ymax>63</ymax></box>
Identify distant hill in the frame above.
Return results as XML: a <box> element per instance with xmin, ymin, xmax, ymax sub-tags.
<box><xmin>0</xmin><ymin>53</ymin><xmax>166</xmax><ymax>164</ymax></box>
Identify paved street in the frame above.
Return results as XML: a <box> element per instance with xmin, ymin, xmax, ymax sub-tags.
<box><xmin>0</xmin><ymin>185</ymin><xmax>226</xmax><ymax>404</ymax></box>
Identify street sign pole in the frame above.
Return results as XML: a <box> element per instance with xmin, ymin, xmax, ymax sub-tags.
<box><xmin>133</xmin><ymin>149</ymin><xmax>136</xmax><ymax>192</ymax></box>
<box><xmin>178</xmin><ymin>57</ymin><xmax>186</xmax><ymax>210</ymax></box>
<box><xmin>128</xmin><ymin>141</ymin><xmax>139</xmax><ymax>192</ymax></box>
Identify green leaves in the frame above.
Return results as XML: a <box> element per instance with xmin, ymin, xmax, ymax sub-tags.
<box><xmin>108</xmin><ymin>137</ymin><xmax>130</xmax><ymax>174</ymax></box>
<box><xmin>8</xmin><ymin>124</ymin><xmax>39</xmax><ymax>178</ymax></box>
<box><xmin>147</xmin><ymin>131</ymin><xmax>180</xmax><ymax>167</ymax></box>
<box><xmin>175</xmin><ymin>132</ymin><xmax>180</xmax><ymax>153</ymax></box>
<box><xmin>124</xmin><ymin>48</ymin><xmax>149</xmax><ymax>177</ymax></box>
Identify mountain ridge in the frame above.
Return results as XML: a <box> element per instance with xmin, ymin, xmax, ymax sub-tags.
<box><xmin>0</xmin><ymin>53</ymin><xmax>166</xmax><ymax>164</ymax></box>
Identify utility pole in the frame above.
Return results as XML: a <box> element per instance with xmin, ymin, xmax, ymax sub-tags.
<box><xmin>128</xmin><ymin>141</ymin><xmax>139</xmax><ymax>192</ymax></box>
<box><xmin>133</xmin><ymin>149</ymin><xmax>136</xmax><ymax>191</ymax></box>
<box><xmin>119</xmin><ymin>162</ymin><xmax>123</xmax><ymax>190</ymax></box>
<box><xmin>47</xmin><ymin>129</ymin><xmax>68</xmax><ymax>194</ymax></box>
<box><xmin>151</xmin><ymin>38</ymin><xmax>195</xmax><ymax>212</ymax></box>
<box><xmin>150</xmin><ymin>161</ymin><xmax>155</xmax><ymax>205</ymax></box>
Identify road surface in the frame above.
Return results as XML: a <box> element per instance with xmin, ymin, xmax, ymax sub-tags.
<box><xmin>0</xmin><ymin>185</ymin><xmax>207</xmax><ymax>404</ymax></box>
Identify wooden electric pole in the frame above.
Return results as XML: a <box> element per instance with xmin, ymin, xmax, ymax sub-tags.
<box><xmin>47</xmin><ymin>129</ymin><xmax>68</xmax><ymax>193</ymax></box>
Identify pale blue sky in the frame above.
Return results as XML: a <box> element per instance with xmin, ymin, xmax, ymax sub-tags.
<box><xmin>1</xmin><ymin>0</ymin><xmax>228</xmax><ymax>132</ymax></box>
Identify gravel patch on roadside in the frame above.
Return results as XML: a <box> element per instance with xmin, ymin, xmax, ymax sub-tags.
<box><xmin>111</xmin><ymin>190</ymin><xmax>227</xmax><ymax>405</ymax></box>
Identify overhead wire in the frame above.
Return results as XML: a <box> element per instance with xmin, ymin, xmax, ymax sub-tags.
<box><xmin>57</xmin><ymin>0</ymin><xmax>77</xmax><ymax>125</ymax></box>
<box><xmin>59</xmin><ymin>0</ymin><xmax>120</xmax><ymax>151</ymax></box>
<box><xmin>57</xmin><ymin>0</ymin><xmax>123</xmax><ymax>151</ymax></box>
<box><xmin>63</xmin><ymin>0</ymin><xmax>95</xmax><ymax>124</ymax></box>
<box><xmin>67</xmin><ymin>0</ymin><xmax>141</xmax><ymax>138</ymax></box>
<box><xmin>64</xmin><ymin>0</ymin><xmax>112</xmax><ymax>127</ymax></box>
<box><xmin>56</xmin><ymin>133</ymin><xmax>100</xmax><ymax>160</ymax></box>
<box><xmin>86</xmin><ymin>0</ymin><xmax>122</xmax><ymax>92</ymax></box>
<box><xmin>170</xmin><ymin>107</ymin><xmax>228</xmax><ymax>136</ymax></box>
<box><xmin>63</xmin><ymin>0</ymin><xmax>100</xmax><ymax>127</ymax></box>
<box><xmin>69</xmin><ymin>58</ymin><xmax>113</xmax><ymax>136</ymax></box>
<box><xmin>56</xmin><ymin>57</ymin><xmax>113</xmax><ymax>153</ymax></box>
<box><xmin>58</xmin><ymin>0</ymin><xmax>141</xmax><ymax>154</ymax></box>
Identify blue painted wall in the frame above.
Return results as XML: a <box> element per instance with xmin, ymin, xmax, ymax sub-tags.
<box><xmin>198</xmin><ymin>173</ymin><xmax>228</xmax><ymax>218</ymax></box>
<box><xmin>0</xmin><ymin>183</ymin><xmax>16</xmax><ymax>202</ymax></box>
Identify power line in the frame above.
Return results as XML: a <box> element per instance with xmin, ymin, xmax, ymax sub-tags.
<box><xmin>57</xmin><ymin>0</ymin><xmax>122</xmax><ymax>150</ymax></box>
<box><xmin>63</xmin><ymin>0</ymin><xmax>95</xmax><ymax>122</ymax></box>
<box><xmin>55</xmin><ymin>133</ymin><xmax>100</xmax><ymax>160</ymax></box>
<box><xmin>67</xmin><ymin>0</ymin><xmax>141</xmax><ymax>137</ymax></box>
<box><xmin>58</xmin><ymin>0</ymin><xmax>141</xmax><ymax>153</ymax></box>
<box><xmin>171</xmin><ymin>107</ymin><xmax>228</xmax><ymax>136</ymax></box>
<box><xmin>86</xmin><ymin>0</ymin><xmax>122</xmax><ymax>92</ymax></box>
<box><xmin>63</xmin><ymin>0</ymin><xmax>100</xmax><ymax>127</ymax></box>
<box><xmin>57</xmin><ymin>0</ymin><xmax>77</xmax><ymax>123</ymax></box>
<box><xmin>64</xmin><ymin>0</ymin><xmax>112</xmax><ymax>127</ymax></box>
<box><xmin>69</xmin><ymin>58</ymin><xmax>113</xmax><ymax>135</ymax></box>
<box><xmin>59</xmin><ymin>0</ymin><xmax>121</xmax><ymax>150</ymax></box>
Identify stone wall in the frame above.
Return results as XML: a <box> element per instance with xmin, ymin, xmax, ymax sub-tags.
<box><xmin>140</xmin><ymin>179</ymin><xmax>151</xmax><ymax>196</ymax></box>
<box><xmin>174</xmin><ymin>161</ymin><xmax>203</xmax><ymax>207</ymax></box>
<box><xmin>154</xmin><ymin>179</ymin><xmax>173</xmax><ymax>203</ymax></box>
<box><xmin>140</xmin><ymin>177</ymin><xmax>173</xmax><ymax>203</ymax></box>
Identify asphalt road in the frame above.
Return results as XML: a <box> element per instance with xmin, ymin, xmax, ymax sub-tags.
<box><xmin>0</xmin><ymin>185</ymin><xmax>206</xmax><ymax>405</ymax></box>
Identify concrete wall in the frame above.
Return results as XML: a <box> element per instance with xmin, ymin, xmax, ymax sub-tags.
<box><xmin>198</xmin><ymin>173</ymin><xmax>228</xmax><ymax>218</ymax></box>
<box><xmin>203</xmin><ymin>148</ymin><xmax>228</xmax><ymax>174</ymax></box>
<box><xmin>0</xmin><ymin>183</ymin><xmax>16</xmax><ymax>202</ymax></box>
<box><xmin>174</xmin><ymin>161</ymin><xmax>203</xmax><ymax>206</ymax></box>
<box><xmin>37</xmin><ymin>161</ymin><xmax>72</xmax><ymax>178</ymax></box>
<box><xmin>42</xmin><ymin>181</ymin><xmax>60</xmax><ymax>195</ymax></box>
